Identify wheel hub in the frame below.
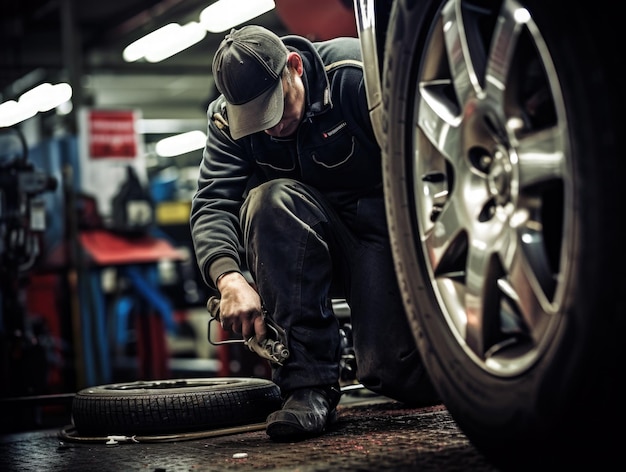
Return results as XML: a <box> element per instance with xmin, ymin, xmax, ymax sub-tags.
<box><xmin>487</xmin><ymin>149</ymin><xmax>512</xmax><ymax>205</ymax></box>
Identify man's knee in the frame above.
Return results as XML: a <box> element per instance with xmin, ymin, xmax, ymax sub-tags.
<box><xmin>242</xmin><ymin>179</ymin><xmax>299</xmax><ymax>218</ymax></box>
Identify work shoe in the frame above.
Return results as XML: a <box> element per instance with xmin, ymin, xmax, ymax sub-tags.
<box><xmin>266</xmin><ymin>385</ymin><xmax>341</xmax><ymax>441</ymax></box>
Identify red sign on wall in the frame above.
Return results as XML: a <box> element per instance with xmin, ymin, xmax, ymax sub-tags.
<box><xmin>78</xmin><ymin>108</ymin><xmax>146</xmax><ymax>219</ymax></box>
<box><xmin>88</xmin><ymin>110</ymin><xmax>138</xmax><ymax>159</ymax></box>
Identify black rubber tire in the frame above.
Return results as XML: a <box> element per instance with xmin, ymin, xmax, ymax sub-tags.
<box><xmin>71</xmin><ymin>377</ymin><xmax>282</xmax><ymax>436</ymax></box>
<box><xmin>381</xmin><ymin>0</ymin><xmax>624</xmax><ymax>469</ymax></box>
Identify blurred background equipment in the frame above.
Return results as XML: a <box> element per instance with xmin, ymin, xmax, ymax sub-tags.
<box><xmin>0</xmin><ymin>126</ymin><xmax>59</xmax><ymax>427</ymax></box>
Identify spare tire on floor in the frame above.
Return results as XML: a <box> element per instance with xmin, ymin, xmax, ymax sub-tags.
<box><xmin>71</xmin><ymin>377</ymin><xmax>282</xmax><ymax>436</ymax></box>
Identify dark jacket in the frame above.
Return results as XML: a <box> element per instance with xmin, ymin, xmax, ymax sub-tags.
<box><xmin>190</xmin><ymin>34</ymin><xmax>382</xmax><ymax>288</ymax></box>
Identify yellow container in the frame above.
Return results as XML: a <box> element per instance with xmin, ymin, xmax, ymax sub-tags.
<box><xmin>156</xmin><ymin>200</ymin><xmax>191</xmax><ymax>225</ymax></box>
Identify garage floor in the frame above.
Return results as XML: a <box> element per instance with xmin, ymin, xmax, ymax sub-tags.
<box><xmin>0</xmin><ymin>389</ymin><xmax>500</xmax><ymax>472</ymax></box>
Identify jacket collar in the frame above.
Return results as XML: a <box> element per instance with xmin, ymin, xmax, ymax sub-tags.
<box><xmin>282</xmin><ymin>35</ymin><xmax>332</xmax><ymax>119</ymax></box>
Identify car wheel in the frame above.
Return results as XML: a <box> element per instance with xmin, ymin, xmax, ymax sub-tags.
<box><xmin>381</xmin><ymin>0</ymin><xmax>623</xmax><ymax>468</ymax></box>
<box><xmin>71</xmin><ymin>377</ymin><xmax>282</xmax><ymax>436</ymax></box>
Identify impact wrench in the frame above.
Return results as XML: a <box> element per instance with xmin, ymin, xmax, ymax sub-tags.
<box><xmin>206</xmin><ymin>296</ymin><xmax>290</xmax><ymax>365</ymax></box>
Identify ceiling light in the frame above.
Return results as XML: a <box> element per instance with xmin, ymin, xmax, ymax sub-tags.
<box><xmin>20</xmin><ymin>82</ymin><xmax>72</xmax><ymax>112</ymax></box>
<box><xmin>145</xmin><ymin>22</ymin><xmax>207</xmax><ymax>63</ymax></box>
<box><xmin>19</xmin><ymin>83</ymin><xmax>55</xmax><ymax>108</ymax></box>
<box><xmin>0</xmin><ymin>100</ymin><xmax>36</xmax><ymax>128</ymax></box>
<box><xmin>155</xmin><ymin>130</ymin><xmax>207</xmax><ymax>157</ymax></box>
<box><xmin>123</xmin><ymin>22</ymin><xmax>206</xmax><ymax>63</ymax></box>
<box><xmin>23</xmin><ymin>83</ymin><xmax>73</xmax><ymax>112</ymax></box>
<box><xmin>200</xmin><ymin>0</ymin><xmax>275</xmax><ymax>33</ymax></box>
<box><xmin>0</xmin><ymin>82</ymin><xmax>73</xmax><ymax>127</ymax></box>
<box><xmin>124</xmin><ymin>24</ymin><xmax>179</xmax><ymax>62</ymax></box>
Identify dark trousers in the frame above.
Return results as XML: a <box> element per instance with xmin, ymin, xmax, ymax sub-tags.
<box><xmin>240</xmin><ymin>178</ymin><xmax>436</xmax><ymax>404</ymax></box>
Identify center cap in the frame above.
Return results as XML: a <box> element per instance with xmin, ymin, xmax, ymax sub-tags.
<box><xmin>487</xmin><ymin>151</ymin><xmax>511</xmax><ymax>202</ymax></box>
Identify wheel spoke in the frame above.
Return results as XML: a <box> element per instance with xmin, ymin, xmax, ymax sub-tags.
<box><xmin>484</xmin><ymin>1</ymin><xmax>527</xmax><ymax>103</ymax></box>
<box><xmin>441</xmin><ymin>0</ymin><xmax>483</xmax><ymax>104</ymax></box>
<box><xmin>505</xmin><ymin>230</ymin><xmax>556</xmax><ymax>326</ymax></box>
<box><xmin>418</xmin><ymin>82</ymin><xmax>464</xmax><ymax>161</ymax></box>
<box><xmin>516</xmin><ymin>127</ymin><xmax>565</xmax><ymax>188</ymax></box>
<box><xmin>423</xmin><ymin>194</ymin><xmax>466</xmax><ymax>272</ymax></box>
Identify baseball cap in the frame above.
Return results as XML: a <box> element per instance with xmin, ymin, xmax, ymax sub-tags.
<box><xmin>212</xmin><ymin>25</ymin><xmax>289</xmax><ymax>139</ymax></box>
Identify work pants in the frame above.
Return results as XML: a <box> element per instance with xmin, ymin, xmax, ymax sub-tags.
<box><xmin>240</xmin><ymin>178</ymin><xmax>437</xmax><ymax>404</ymax></box>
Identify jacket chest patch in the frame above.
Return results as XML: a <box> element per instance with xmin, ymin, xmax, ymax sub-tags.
<box><xmin>322</xmin><ymin>121</ymin><xmax>347</xmax><ymax>138</ymax></box>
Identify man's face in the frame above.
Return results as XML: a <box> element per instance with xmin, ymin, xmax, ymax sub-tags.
<box><xmin>264</xmin><ymin>67</ymin><xmax>305</xmax><ymax>138</ymax></box>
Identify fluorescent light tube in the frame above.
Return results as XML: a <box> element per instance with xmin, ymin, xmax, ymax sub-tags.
<box><xmin>200</xmin><ymin>0</ymin><xmax>275</xmax><ymax>33</ymax></box>
<box><xmin>145</xmin><ymin>22</ymin><xmax>207</xmax><ymax>63</ymax></box>
<box><xmin>155</xmin><ymin>130</ymin><xmax>207</xmax><ymax>157</ymax></box>
<box><xmin>124</xmin><ymin>22</ymin><xmax>206</xmax><ymax>63</ymax></box>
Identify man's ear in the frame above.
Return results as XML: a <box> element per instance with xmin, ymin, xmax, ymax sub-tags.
<box><xmin>286</xmin><ymin>52</ymin><xmax>304</xmax><ymax>76</ymax></box>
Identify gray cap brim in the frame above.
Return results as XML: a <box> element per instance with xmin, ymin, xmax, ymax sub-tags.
<box><xmin>226</xmin><ymin>79</ymin><xmax>284</xmax><ymax>140</ymax></box>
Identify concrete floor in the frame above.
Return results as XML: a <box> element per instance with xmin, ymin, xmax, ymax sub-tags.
<box><xmin>0</xmin><ymin>389</ymin><xmax>500</xmax><ymax>472</ymax></box>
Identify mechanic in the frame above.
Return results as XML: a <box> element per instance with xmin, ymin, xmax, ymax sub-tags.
<box><xmin>190</xmin><ymin>25</ymin><xmax>438</xmax><ymax>441</ymax></box>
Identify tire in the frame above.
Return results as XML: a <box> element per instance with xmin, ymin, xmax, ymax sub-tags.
<box><xmin>71</xmin><ymin>377</ymin><xmax>282</xmax><ymax>436</ymax></box>
<box><xmin>381</xmin><ymin>0</ymin><xmax>624</xmax><ymax>469</ymax></box>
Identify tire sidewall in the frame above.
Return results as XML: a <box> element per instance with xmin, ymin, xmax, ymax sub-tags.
<box><xmin>72</xmin><ymin>378</ymin><xmax>282</xmax><ymax>435</ymax></box>
<box><xmin>74</xmin><ymin>377</ymin><xmax>268</xmax><ymax>397</ymax></box>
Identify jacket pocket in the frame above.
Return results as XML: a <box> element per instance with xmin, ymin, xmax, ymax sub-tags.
<box><xmin>309</xmin><ymin>121</ymin><xmax>357</xmax><ymax>169</ymax></box>
<box><xmin>254</xmin><ymin>147</ymin><xmax>297</xmax><ymax>173</ymax></box>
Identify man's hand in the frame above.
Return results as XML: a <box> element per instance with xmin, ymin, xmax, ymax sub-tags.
<box><xmin>216</xmin><ymin>272</ymin><xmax>267</xmax><ymax>343</ymax></box>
